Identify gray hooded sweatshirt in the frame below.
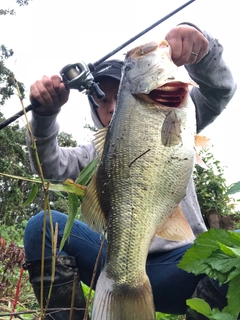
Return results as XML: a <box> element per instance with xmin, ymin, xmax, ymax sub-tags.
<box><xmin>26</xmin><ymin>30</ymin><xmax>237</xmax><ymax>253</ymax></box>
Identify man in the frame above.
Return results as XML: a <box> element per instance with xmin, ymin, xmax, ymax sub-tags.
<box><xmin>24</xmin><ymin>23</ymin><xmax>237</xmax><ymax>319</ymax></box>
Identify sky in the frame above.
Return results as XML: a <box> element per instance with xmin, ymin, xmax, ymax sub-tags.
<box><xmin>0</xmin><ymin>0</ymin><xmax>239</xmax><ymax>188</ymax></box>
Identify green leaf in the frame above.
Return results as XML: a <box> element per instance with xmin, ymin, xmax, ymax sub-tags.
<box><xmin>23</xmin><ymin>183</ymin><xmax>38</xmax><ymax>206</ymax></box>
<box><xmin>186</xmin><ymin>298</ymin><xmax>211</xmax><ymax>317</ymax></box>
<box><xmin>224</xmin><ymin>273</ymin><xmax>240</xmax><ymax>317</ymax></box>
<box><xmin>0</xmin><ymin>172</ymin><xmax>85</xmax><ymax>197</ymax></box>
<box><xmin>180</xmin><ymin>229</ymin><xmax>240</xmax><ymax>318</ymax></box>
<box><xmin>210</xmin><ymin>309</ymin><xmax>235</xmax><ymax>320</ymax></box>
<box><xmin>226</xmin><ymin>181</ymin><xmax>240</xmax><ymax>195</ymax></box>
<box><xmin>75</xmin><ymin>158</ymin><xmax>98</xmax><ymax>186</ymax></box>
<box><xmin>59</xmin><ymin>193</ymin><xmax>79</xmax><ymax>251</ymax></box>
<box><xmin>0</xmin><ymin>172</ymin><xmax>42</xmax><ymax>183</ymax></box>
<box><xmin>52</xmin><ymin>191</ymin><xmax>66</xmax><ymax>198</ymax></box>
<box><xmin>48</xmin><ymin>180</ymin><xmax>85</xmax><ymax>198</ymax></box>
<box><xmin>218</xmin><ymin>243</ymin><xmax>240</xmax><ymax>257</ymax></box>
<box><xmin>178</xmin><ymin>230</ymin><xmax>222</xmax><ymax>274</ymax></box>
<box><xmin>187</xmin><ymin>298</ymin><xmax>235</xmax><ymax>320</ymax></box>
<box><xmin>193</xmin><ymin>149</ymin><xmax>237</xmax><ymax>217</ymax></box>
<box><xmin>226</xmin><ymin>266</ymin><xmax>240</xmax><ymax>282</ymax></box>
<box><xmin>207</xmin><ymin>251</ymin><xmax>239</xmax><ymax>273</ymax></box>
<box><xmin>178</xmin><ymin>230</ymin><xmax>240</xmax><ymax>282</ymax></box>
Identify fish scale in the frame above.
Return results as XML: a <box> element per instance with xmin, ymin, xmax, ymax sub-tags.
<box><xmin>81</xmin><ymin>39</ymin><xmax>197</xmax><ymax>320</ymax></box>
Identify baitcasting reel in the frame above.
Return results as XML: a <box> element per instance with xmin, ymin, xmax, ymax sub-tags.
<box><xmin>60</xmin><ymin>62</ymin><xmax>105</xmax><ymax>110</ymax></box>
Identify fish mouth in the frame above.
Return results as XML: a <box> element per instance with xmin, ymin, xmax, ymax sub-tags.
<box><xmin>148</xmin><ymin>81</ymin><xmax>189</xmax><ymax>108</ymax></box>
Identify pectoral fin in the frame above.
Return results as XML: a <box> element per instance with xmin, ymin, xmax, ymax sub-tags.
<box><xmin>161</xmin><ymin>110</ymin><xmax>182</xmax><ymax>147</ymax></box>
<box><xmin>195</xmin><ymin>152</ymin><xmax>208</xmax><ymax>169</ymax></box>
<box><xmin>155</xmin><ymin>205</ymin><xmax>194</xmax><ymax>241</ymax></box>
<box><xmin>194</xmin><ymin>134</ymin><xmax>212</xmax><ymax>169</ymax></box>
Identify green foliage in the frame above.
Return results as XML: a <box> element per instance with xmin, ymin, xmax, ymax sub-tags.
<box><xmin>0</xmin><ymin>157</ymin><xmax>97</xmax><ymax>317</ymax></box>
<box><xmin>0</xmin><ymin>220</ymin><xmax>26</xmax><ymax>246</ymax></box>
<box><xmin>57</xmin><ymin>131</ymin><xmax>77</xmax><ymax>147</ymax></box>
<box><xmin>155</xmin><ymin>312</ymin><xmax>182</xmax><ymax>319</ymax></box>
<box><xmin>15</xmin><ymin>0</ymin><xmax>31</xmax><ymax>6</ymax></box>
<box><xmin>59</xmin><ymin>158</ymin><xmax>98</xmax><ymax>250</ymax></box>
<box><xmin>0</xmin><ymin>240</ymin><xmax>25</xmax><ymax>298</ymax></box>
<box><xmin>227</xmin><ymin>181</ymin><xmax>240</xmax><ymax>197</ymax></box>
<box><xmin>186</xmin><ymin>298</ymin><xmax>235</xmax><ymax>320</ymax></box>
<box><xmin>0</xmin><ymin>116</ymin><xmax>82</xmax><ymax>225</ymax></box>
<box><xmin>0</xmin><ymin>45</ymin><xmax>14</xmax><ymax>59</ymax></box>
<box><xmin>0</xmin><ymin>46</ymin><xmax>25</xmax><ymax>106</ymax></box>
<box><xmin>193</xmin><ymin>149</ymin><xmax>237</xmax><ymax>218</ymax></box>
<box><xmin>179</xmin><ymin>229</ymin><xmax>240</xmax><ymax>318</ymax></box>
<box><xmin>0</xmin><ymin>0</ymin><xmax>27</xmax><ymax>106</ymax></box>
<box><xmin>50</xmin><ymin>195</ymin><xmax>70</xmax><ymax>213</ymax></box>
<box><xmin>0</xmin><ymin>221</ymin><xmax>35</xmax><ymax>305</ymax></box>
<box><xmin>0</xmin><ymin>9</ymin><xmax>15</xmax><ymax>15</ymax></box>
<box><xmin>84</xmin><ymin>123</ymin><xmax>98</xmax><ymax>133</ymax></box>
<box><xmin>0</xmin><ymin>125</ymin><xmax>32</xmax><ymax>224</ymax></box>
<box><xmin>82</xmin><ymin>283</ymin><xmax>94</xmax><ymax>319</ymax></box>
<box><xmin>0</xmin><ymin>0</ymin><xmax>31</xmax><ymax>16</ymax></box>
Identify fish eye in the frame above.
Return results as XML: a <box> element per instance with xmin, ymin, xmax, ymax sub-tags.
<box><xmin>125</xmin><ymin>62</ymin><xmax>134</xmax><ymax>71</ymax></box>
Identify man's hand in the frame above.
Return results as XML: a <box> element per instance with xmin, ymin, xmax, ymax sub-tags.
<box><xmin>30</xmin><ymin>75</ymin><xmax>70</xmax><ymax>114</ymax></box>
<box><xmin>165</xmin><ymin>25</ymin><xmax>209</xmax><ymax>66</ymax></box>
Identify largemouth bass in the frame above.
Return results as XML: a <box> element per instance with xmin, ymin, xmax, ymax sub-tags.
<box><xmin>82</xmin><ymin>39</ymin><xmax>197</xmax><ymax>320</ymax></box>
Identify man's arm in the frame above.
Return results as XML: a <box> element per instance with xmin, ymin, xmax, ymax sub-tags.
<box><xmin>26</xmin><ymin>111</ymin><xmax>96</xmax><ymax>181</ymax></box>
<box><xmin>185</xmin><ymin>30</ymin><xmax>237</xmax><ymax>132</ymax></box>
<box><xmin>165</xmin><ymin>24</ymin><xmax>237</xmax><ymax>133</ymax></box>
<box><xmin>26</xmin><ymin>75</ymin><xmax>96</xmax><ymax>181</ymax></box>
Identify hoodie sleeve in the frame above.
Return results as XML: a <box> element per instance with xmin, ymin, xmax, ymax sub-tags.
<box><xmin>26</xmin><ymin>111</ymin><xmax>96</xmax><ymax>181</ymax></box>
<box><xmin>185</xmin><ymin>30</ymin><xmax>237</xmax><ymax>133</ymax></box>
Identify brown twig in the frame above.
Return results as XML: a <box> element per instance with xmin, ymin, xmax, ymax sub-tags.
<box><xmin>83</xmin><ymin>231</ymin><xmax>106</xmax><ymax>320</ymax></box>
<box><xmin>15</xmin><ymin>79</ymin><xmax>56</xmax><ymax>320</ymax></box>
<box><xmin>128</xmin><ymin>148</ymin><xmax>151</xmax><ymax>167</ymax></box>
<box><xmin>69</xmin><ymin>272</ymin><xmax>78</xmax><ymax>320</ymax></box>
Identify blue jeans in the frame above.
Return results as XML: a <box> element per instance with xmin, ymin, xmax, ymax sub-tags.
<box><xmin>24</xmin><ymin>210</ymin><xmax>204</xmax><ymax>314</ymax></box>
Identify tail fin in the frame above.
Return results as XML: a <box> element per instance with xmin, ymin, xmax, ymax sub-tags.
<box><xmin>92</xmin><ymin>269</ymin><xmax>156</xmax><ymax>320</ymax></box>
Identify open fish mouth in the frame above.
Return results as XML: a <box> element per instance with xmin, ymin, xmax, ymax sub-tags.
<box><xmin>148</xmin><ymin>81</ymin><xmax>189</xmax><ymax>108</ymax></box>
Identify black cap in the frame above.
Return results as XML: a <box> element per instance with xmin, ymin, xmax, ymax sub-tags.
<box><xmin>92</xmin><ymin>59</ymin><xmax>123</xmax><ymax>82</ymax></box>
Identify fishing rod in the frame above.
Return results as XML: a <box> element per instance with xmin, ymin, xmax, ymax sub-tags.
<box><xmin>0</xmin><ymin>0</ymin><xmax>196</xmax><ymax>130</ymax></box>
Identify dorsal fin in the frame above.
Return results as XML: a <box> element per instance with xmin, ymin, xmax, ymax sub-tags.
<box><xmin>93</xmin><ymin>127</ymin><xmax>108</xmax><ymax>159</ymax></box>
<box><xmin>81</xmin><ymin>171</ymin><xmax>107</xmax><ymax>232</ymax></box>
<box><xmin>81</xmin><ymin>127</ymin><xmax>108</xmax><ymax>232</ymax></box>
